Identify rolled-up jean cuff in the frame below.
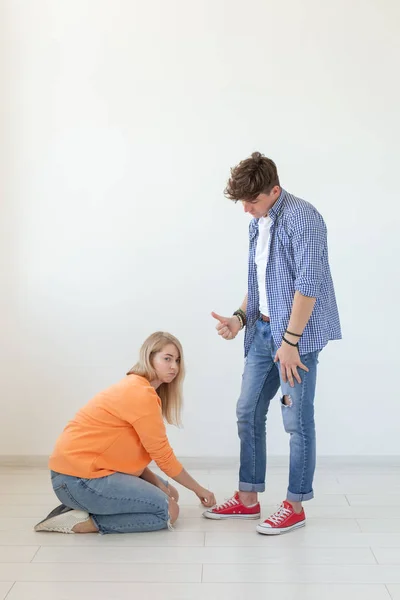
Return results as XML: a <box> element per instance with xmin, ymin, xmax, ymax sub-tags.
<box><xmin>286</xmin><ymin>489</ymin><xmax>314</xmax><ymax>502</ymax></box>
<box><xmin>239</xmin><ymin>481</ymin><xmax>265</xmax><ymax>493</ymax></box>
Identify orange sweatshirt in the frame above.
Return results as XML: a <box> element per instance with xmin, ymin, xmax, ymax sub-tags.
<box><xmin>49</xmin><ymin>374</ymin><xmax>183</xmax><ymax>479</ymax></box>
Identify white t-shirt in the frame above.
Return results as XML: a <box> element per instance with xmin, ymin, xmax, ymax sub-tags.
<box><xmin>255</xmin><ymin>216</ymin><xmax>272</xmax><ymax>317</ymax></box>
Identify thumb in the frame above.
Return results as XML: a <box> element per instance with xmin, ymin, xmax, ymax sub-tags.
<box><xmin>211</xmin><ymin>311</ymin><xmax>227</xmax><ymax>324</ymax></box>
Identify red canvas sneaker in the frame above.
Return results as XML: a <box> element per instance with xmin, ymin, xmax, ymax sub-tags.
<box><xmin>256</xmin><ymin>500</ymin><xmax>306</xmax><ymax>535</ymax></box>
<box><xmin>203</xmin><ymin>491</ymin><xmax>260</xmax><ymax>520</ymax></box>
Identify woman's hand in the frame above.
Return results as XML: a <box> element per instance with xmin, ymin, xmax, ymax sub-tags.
<box><xmin>195</xmin><ymin>486</ymin><xmax>216</xmax><ymax>507</ymax></box>
<box><xmin>172</xmin><ymin>468</ymin><xmax>215</xmax><ymax>506</ymax></box>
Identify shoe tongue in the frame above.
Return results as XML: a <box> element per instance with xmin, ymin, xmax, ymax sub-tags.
<box><xmin>282</xmin><ymin>500</ymin><xmax>292</xmax><ymax>510</ymax></box>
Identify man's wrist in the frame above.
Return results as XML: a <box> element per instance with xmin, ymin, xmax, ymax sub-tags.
<box><xmin>233</xmin><ymin>314</ymin><xmax>243</xmax><ymax>330</ymax></box>
<box><xmin>282</xmin><ymin>335</ymin><xmax>299</xmax><ymax>348</ymax></box>
<box><xmin>284</xmin><ymin>331</ymin><xmax>301</xmax><ymax>344</ymax></box>
<box><xmin>233</xmin><ymin>308</ymin><xmax>246</xmax><ymax>329</ymax></box>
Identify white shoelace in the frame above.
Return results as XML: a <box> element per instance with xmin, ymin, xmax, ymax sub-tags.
<box><xmin>214</xmin><ymin>496</ymin><xmax>239</xmax><ymax>511</ymax></box>
<box><xmin>267</xmin><ymin>504</ymin><xmax>291</xmax><ymax>525</ymax></box>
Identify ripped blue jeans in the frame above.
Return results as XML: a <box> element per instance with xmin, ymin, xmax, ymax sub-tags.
<box><xmin>237</xmin><ymin>318</ymin><xmax>320</xmax><ymax>502</ymax></box>
<box><xmin>50</xmin><ymin>470</ymin><xmax>170</xmax><ymax>534</ymax></box>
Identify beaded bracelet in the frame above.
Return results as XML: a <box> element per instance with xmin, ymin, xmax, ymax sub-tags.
<box><xmin>233</xmin><ymin>309</ymin><xmax>246</xmax><ymax>329</ymax></box>
<box><xmin>235</xmin><ymin>308</ymin><xmax>246</xmax><ymax>323</ymax></box>
<box><xmin>234</xmin><ymin>313</ymin><xmax>244</xmax><ymax>329</ymax></box>
<box><xmin>282</xmin><ymin>336</ymin><xmax>299</xmax><ymax>348</ymax></box>
<box><xmin>285</xmin><ymin>329</ymin><xmax>302</xmax><ymax>338</ymax></box>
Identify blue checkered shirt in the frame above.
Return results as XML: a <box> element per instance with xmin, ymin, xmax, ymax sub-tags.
<box><xmin>244</xmin><ymin>189</ymin><xmax>341</xmax><ymax>356</ymax></box>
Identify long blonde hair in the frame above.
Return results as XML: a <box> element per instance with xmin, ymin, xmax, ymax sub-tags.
<box><xmin>127</xmin><ymin>332</ymin><xmax>184</xmax><ymax>426</ymax></box>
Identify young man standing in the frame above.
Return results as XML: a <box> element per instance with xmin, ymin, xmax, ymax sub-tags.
<box><xmin>203</xmin><ymin>152</ymin><xmax>341</xmax><ymax>534</ymax></box>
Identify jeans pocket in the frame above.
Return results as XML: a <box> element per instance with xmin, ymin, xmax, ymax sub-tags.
<box><xmin>53</xmin><ymin>481</ymin><xmax>89</xmax><ymax>512</ymax></box>
<box><xmin>50</xmin><ymin>473</ymin><xmax>64</xmax><ymax>492</ymax></box>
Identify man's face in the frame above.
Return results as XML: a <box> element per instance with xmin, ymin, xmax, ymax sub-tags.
<box><xmin>241</xmin><ymin>186</ymin><xmax>281</xmax><ymax>219</ymax></box>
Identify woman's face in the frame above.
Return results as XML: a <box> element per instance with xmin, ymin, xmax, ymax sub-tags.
<box><xmin>152</xmin><ymin>343</ymin><xmax>181</xmax><ymax>384</ymax></box>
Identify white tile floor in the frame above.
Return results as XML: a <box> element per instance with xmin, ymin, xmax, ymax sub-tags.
<box><xmin>0</xmin><ymin>460</ymin><xmax>399</xmax><ymax>599</ymax></box>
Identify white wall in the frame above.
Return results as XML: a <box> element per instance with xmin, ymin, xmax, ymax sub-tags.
<box><xmin>1</xmin><ymin>0</ymin><xmax>399</xmax><ymax>458</ymax></box>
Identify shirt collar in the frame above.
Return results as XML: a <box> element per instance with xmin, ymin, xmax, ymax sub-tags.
<box><xmin>249</xmin><ymin>188</ymin><xmax>286</xmax><ymax>240</ymax></box>
<box><xmin>268</xmin><ymin>188</ymin><xmax>286</xmax><ymax>222</ymax></box>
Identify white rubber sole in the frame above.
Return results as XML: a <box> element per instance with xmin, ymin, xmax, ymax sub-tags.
<box><xmin>256</xmin><ymin>519</ymin><xmax>306</xmax><ymax>535</ymax></box>
<box><xmin>203</xmin><ymin>511</ymin><xmax>261</xmax><ymax>520</ymax></box>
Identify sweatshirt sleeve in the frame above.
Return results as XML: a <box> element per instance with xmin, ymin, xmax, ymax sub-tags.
<box><xmin>133</xmin><ymin>412</ymin><xmax>183</xmax><ymax>477</ymax></box>
<box><xmin>115</xmin><ymin>381</ymin><xmax>183</xmax><ymax>478</ymax></box>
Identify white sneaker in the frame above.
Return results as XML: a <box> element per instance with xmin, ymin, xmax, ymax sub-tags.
<box><xmin>34</xmin><ymin>509</ymin><xmax>90</xmax><ymax>534</ymax></box>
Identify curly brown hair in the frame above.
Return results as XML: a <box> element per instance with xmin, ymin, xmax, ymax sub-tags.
<box><xmin>224</xmin><ymin>152</ymin><xmax>280</xmax><ymax>201</ymax></box>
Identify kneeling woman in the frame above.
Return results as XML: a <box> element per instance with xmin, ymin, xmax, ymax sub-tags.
<box><xmin>35</xmin><ymin>332</ymin><xmax>215</xmax><ymax>534</ymax></box>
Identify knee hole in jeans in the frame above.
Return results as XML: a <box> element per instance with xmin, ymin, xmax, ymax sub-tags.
<box><xmin>282</xmin><ymin>394</ymin><xmax>293</xmax><ymax>407</ymax></box>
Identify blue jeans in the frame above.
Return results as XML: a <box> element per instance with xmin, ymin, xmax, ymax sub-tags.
<box><xmin>237</xmin><ymin>319</ymin><xmax>319</xmax><ymax>501</ymax></box>
<box><xmin>50</xmin><ymin>471</ymin><xmax>170</xmax><ymax>534</ymax></box>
